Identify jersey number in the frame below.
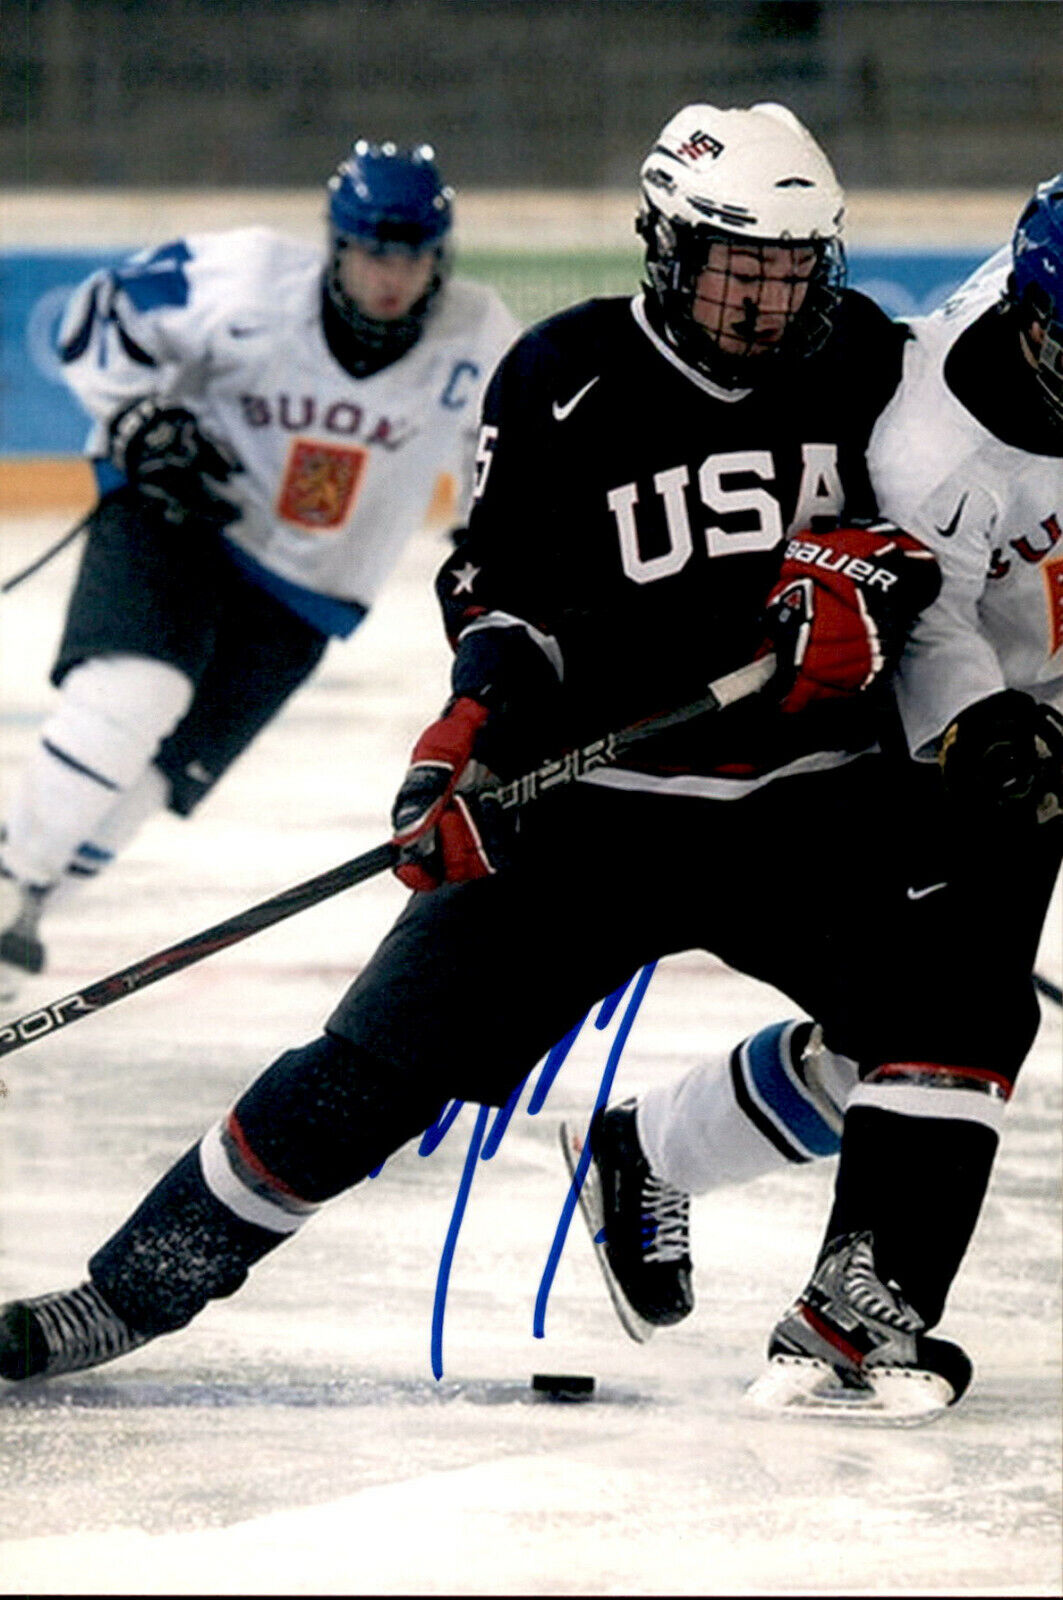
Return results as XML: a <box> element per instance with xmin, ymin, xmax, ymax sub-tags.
<box><xmin>472</xmin><ymin>424</ymin><xmax>498</xmax><ymax>499</ymax></box>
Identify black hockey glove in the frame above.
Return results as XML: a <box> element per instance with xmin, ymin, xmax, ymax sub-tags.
<box><xmin>938</xmin><ymin>690</ymin><xmax>1063</xmax><ymax>827</ymax></box>
<box><xmin>107</xmin><ymin>399</ymin><xmax>243</xmax><ymax>531</ymax></box>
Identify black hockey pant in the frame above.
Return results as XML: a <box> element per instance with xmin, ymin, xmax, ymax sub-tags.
<box><xmin>88</xmin><ymin>758</ymin><xmax>1055</xmax><ymax>1335</ymax></box>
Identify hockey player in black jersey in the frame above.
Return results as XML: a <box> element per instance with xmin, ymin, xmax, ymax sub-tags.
<box><xmin>0</xmin><ymin>103</ymin><xmax>952</xmax><ymax>1415</ymax></box>
<box><xmin>565</xmin><ymin>174</ymin><xmax>1063</xmax><ymax>1421</ymax></box>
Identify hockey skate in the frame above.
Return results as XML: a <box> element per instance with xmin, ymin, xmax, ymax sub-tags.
<box><xmin>0</xmin><ymin>1282</ymin><xmax>151</xmax><ymax>1381</ymax></box>
<box><xmin>745</xmin><ymin>1231</ymin><xmax>973</xmax><ymax>1425</ymax></box>
<box><xmin>560</xmin><ymin>1100</ymin><xmax>693</xmax><ymax>1344</ymax></box>
<box><xmin>0</xmin><ymin>867</ymin><xmax>49</xmax><ymax>1005</ymax></box>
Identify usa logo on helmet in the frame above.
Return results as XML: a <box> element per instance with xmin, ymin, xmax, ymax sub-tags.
<box><xmin>676</xmin><ymin>130</ymin><xmax>724</xmax><ymax>163</ymax></box>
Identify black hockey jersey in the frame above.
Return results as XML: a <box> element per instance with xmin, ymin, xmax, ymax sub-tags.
<box><xmin>439</xmin><ymin>289</ymin><xmax>910</xmax><ymax>793</ymax></box>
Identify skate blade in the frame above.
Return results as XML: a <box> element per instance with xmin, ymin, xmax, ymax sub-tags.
<box><xmin>743</xmin><ymin>1354</ymin><xmax>954</xmax><ymax>1426</ymax></box>
<box><xmin>558</xmin><ymin>1121</ymin><xmax>656</xmax><ymax>1346</ymax></box>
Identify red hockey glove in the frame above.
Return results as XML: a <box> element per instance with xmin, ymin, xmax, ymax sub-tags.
<box><xmin>764</xmin><ymin>524</ymin><xmax>941</xmax><ymax>715</ymax></box>
<box><xmin>391</xmin><ymin>697</ymin><xmax>508</xmax><ymax>891</ymax></box>
<box><xmin>938</xmin><ymin>690</ymin><xmax>1063</xmax><ymax>827</ymax></box>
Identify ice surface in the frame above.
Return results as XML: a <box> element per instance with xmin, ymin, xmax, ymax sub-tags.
<box><xmin>0</xmin><ymin>515</ymin><xmax>1059</xmax><ymax>1596</ymax></box>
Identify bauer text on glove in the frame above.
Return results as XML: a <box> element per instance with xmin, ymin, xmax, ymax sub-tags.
<box><xmin>764</xmin><ymin>523</ymin><xmax>941</xmax><ymax>715</ymax></box>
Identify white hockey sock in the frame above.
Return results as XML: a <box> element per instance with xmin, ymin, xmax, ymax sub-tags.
<box><xmin>1</xmin><ymin>654</ymin><xmax>192</xmax><ymax>888</ymax></box>
<box><xmin>55</xmin><ymin>764</ymin><xmax>171</xmax><ymax>901</ymax></box>
<box><xmin>637</xmin><ymin>1021</ymin><xmax>859</xmax><ymax>1194</ymax></box>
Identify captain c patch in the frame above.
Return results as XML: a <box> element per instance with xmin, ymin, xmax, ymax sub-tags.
<box><xmin>277</xmin><ymin>439</ymin><xmax>368</xmax><ymax>531</ymax></box>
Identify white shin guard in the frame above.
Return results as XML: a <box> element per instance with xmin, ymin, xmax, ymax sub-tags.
<box><xmin>2</xmin><ymin>654</ymin><xmax>192</xmax><ymax>888</ymax></box>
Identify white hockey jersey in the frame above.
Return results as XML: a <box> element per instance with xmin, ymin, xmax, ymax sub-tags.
<box><xmin>58</xmin><ymin>228</ymin><xmax>521</xmax><ymax>631</ymax></box>
<box><xmin>868</xmin><ymin>250</ymin><xmax>1063</xmax><ymax>758</ymax></box>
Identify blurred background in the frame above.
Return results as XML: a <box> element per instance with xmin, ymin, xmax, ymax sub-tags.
<box><xmin>0</xmin><ymin>0</ymin><xmax>1060</xmax><ymax>496</ymax></box>
<box><xmin>2</xmin><ymin>0</ymin><xmax>1059</xmax><ymax>188</ymax></box>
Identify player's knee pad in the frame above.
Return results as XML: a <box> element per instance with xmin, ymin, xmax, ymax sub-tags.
<box><xmin>222</xmin><ymin>1033</ymin><xmax>448</xmax><ymax>1208</ymax></box>
<box><xmin>44</xmin><ymin>654</ymin><xmax>194</xmax><ymax>791</ymax></box>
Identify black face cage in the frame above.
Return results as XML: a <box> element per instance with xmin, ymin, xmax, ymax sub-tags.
<box><xmin>639</xmin><ymin>208</ymin><xmax>846</xmax><ymax>387</ymax></box>
<box><xmin>1018</xmin><ymin>281</ymin><xmax>1063</xmax><ymax>428</ymax></box>
<box><xmin>325</xmin><ymin>226</ymin><xmax>450</xmax><ymax>369</ymax></box>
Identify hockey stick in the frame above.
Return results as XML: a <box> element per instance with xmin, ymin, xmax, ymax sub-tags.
<box><xmin>486</xmin><ymin>652</ymin><xmax>777</xmax><ymax>810</ymax></box>
<box><xmin>0</xmin><ymin>653</ymin><xmax>776</xmax><ymax>1061</ymax></box>
<box><xmin>0</xmin><ymin>843</ymin><xmax>398</xmax><ymax>1059</ymax></box>
<box><xmin>1</xmin><ymin>509</ymin><xmax>93</xmax><ymax>594</ymax></box>
<box><xmin>1033</xmin><ymin>970</ymin><xmax>1062</xmax><ymax>1008</ymax></box>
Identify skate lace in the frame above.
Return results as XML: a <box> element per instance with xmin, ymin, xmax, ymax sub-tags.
<box><xmin>844</xmin><ymin>1240</ymin><xmax>923</xmax><ymax>1334</ymax></box>
<box><xmin>31</xmin><ymin>1282</ymin><xmax>147</xmax><ymax>1375</ymax></box>
<box><xmin>639</xmin><ymin>1176</ymin><xmax>690</xmax><ymax>1264</ymax></box>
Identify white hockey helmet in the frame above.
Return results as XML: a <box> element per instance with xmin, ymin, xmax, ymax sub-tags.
<box><xmin>637</xmin><ymin>102</ymin><xmax>846</xmax><ymax>383</ymax></box>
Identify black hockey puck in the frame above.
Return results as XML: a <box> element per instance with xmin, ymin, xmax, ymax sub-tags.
<box><xmin>531</xmin><ymin>1372</ymin><xmax>596</xmax><ymax>1401</ymax></box>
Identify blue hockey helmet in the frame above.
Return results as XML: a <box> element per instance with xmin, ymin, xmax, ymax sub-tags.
<box><xmin>328</xmin><ymin>139</ymin><xmax>453</xmax><ymax>254</ymax></box>
<box><xmin>325</xmin><ymin>140</ymin><xmax>454</xmax><ymax>367</ymax></box>
<box><xmin>1010</xmin><ymin>173</ymin><xmax>1063</xmax><ymax>424</ymax></box>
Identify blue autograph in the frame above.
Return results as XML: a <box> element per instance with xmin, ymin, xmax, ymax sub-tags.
<box><xmin>532</xmin><ymin>961</ymin><xmax>657</xmax><ymax>1344</ymax></box>
<box><xmin>374</xmin><ymin>961</ymin><xmax>658</xmax><ymax>1378</ymax></box>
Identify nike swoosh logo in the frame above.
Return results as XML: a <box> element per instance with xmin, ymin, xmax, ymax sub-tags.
<box><xmin>906</xmin><ymin>881</ymin><xmax>948</xmax><ymax>900</ymax></box>
<box><xmin>552</xmin><ymin>376</ymin><xmax>600</xmax><ymax>422</ymax></box>
<box><xmin>228</xmin><ymin>325</ymin><xmax>263</xmax><ymax>338</ymax></box>
<box><xmin>934</xmin><ymin>493</ymin><xmax>968</xmax><ymax>538</ymax></box>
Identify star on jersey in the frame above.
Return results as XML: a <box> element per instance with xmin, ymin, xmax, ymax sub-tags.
<box><xmin>451</xmin><ymin>560</ymin><xmax>480</xmax><ymax>595</ymax></box>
